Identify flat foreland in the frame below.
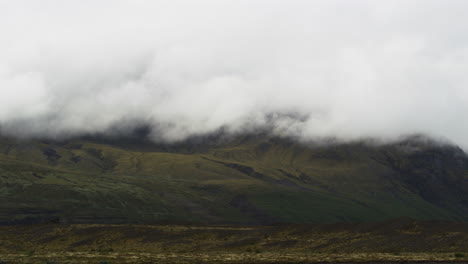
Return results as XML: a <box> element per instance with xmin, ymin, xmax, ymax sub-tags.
<box><xmin>1</xmin><ymin>219</ymin><xmax>468</xmax><ymax>263</ymax></box>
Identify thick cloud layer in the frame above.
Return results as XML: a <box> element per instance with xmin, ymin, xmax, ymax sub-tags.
<box><xmin>1</xmin><ymin>0</ymin><xmax>468</xmax><ymax>146</ymax></box>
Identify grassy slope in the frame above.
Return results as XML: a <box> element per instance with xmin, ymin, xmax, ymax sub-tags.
<box><xmin>0</xmin><ymin>135</ymin><xmax>467</xmax><ymax>224</ymax></box>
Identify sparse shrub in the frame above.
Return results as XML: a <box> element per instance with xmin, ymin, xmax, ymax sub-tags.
<box><xmin>96</xmin><ymin>247</ymin><xmax>113</xmax><ymax>252</ymax></box>
<box><xmin>246</xmin><ymin>247</ymin><xmax>261</xmax><ymax>254</ymax></box>
<box><xmin>26</xmin><ymin>250</ymin><xmax>35</xmax><ymax>257</ymax></box>
<box><xmin>454</xmin><ymin>253</ymin><xmax>465</xmax><ymax>258</ymax></box>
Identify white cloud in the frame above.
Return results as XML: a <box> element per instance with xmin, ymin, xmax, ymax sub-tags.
<box><xmin>1</xmin><ymin>0</ymin><xmax>468</xmax><ymax>146</ymax></box>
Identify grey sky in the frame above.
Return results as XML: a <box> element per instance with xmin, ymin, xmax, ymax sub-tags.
<box><xmin>1</xmin><ymin>0</ymin><xmax>468</xmax><ymax>146</ymax></box>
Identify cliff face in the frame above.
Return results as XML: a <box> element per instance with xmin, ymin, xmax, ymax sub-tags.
<box><xmin>1</xmin><ymin>134</ymin><xmax>467</xmax><ymax>224</ymax></box>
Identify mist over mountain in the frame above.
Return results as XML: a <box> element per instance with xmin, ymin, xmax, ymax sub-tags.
<box><xmin>1</xmin><ymin>0</ymin><xmax>468</xmax><ymax>148</ymax></box>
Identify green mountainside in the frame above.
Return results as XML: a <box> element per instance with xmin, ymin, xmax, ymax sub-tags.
<box><xmin>1</xmin><ymin>134</ymin><xmax>468</xmax><ymax>224</ymax></box>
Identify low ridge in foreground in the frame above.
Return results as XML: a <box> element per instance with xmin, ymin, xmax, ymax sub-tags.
<box><xmin>1</xmin><ymin>219</ymin><xmax>468</xmax><ymax>263</ymax></box>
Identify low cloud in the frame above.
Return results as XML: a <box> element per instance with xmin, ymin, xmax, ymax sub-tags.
<box><xmin>1</xmin><ymin>0</ymin><xmax>468</xmax><ymax>147</ymax></box>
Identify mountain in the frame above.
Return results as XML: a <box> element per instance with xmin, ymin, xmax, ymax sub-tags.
<box><xmin>1</xmin><ymin>133</ymin><xmax>468</xmax><ymax>224</ymax></box>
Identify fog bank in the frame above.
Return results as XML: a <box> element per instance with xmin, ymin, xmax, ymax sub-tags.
<box><xmin>1</xmin><ymin>0</ymin><xmax>468</xmax><ymax>147</ymax></box>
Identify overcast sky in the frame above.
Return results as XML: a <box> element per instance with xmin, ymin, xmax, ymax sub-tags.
<box><xmin>1</xmin><ymin>0</ymin><xmax>468</xmax><ymax>146</ymax></box>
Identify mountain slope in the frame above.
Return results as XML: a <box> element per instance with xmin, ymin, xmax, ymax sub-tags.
<box><xmin>1</xmin><ymin>134</ymin><xmax>467</xmax><ymax>224</ymax></box>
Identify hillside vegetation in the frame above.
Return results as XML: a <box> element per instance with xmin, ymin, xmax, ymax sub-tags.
<box><xmin>1</xmin><ymin>134</ymin><xmax>468</xmax><ymax>224</ymax></box>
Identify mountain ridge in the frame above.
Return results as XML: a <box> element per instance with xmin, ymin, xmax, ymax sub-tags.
<box><xmin>1</xmin><ymin>133</ymin><xmax>467</xmax><ymax>224</ymax></box>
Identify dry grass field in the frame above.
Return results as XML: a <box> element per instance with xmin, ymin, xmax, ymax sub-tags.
<box><xmin>1</xmin><ymin>219</ymin><xmax>468</xmax><ymax>263</ymax></box>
